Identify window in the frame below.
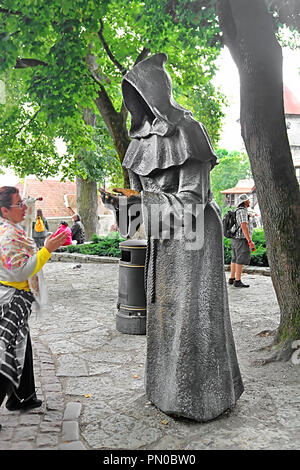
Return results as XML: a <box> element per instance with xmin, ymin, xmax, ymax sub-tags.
<box><xmin>296</xmin><ymin>166</ymin><xmax>300</xmax><ymax>183</ymax></box>
<box><xmin>225</xmin><ymin>194</ymin><xmax>235</xmax><ymax>206</ymax></box>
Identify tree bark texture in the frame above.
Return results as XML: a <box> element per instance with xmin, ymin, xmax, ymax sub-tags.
<box><xmin>85</xmin><ymin>47</ymin><xmax>130</xmax><ymax>188</ymax></box>
<box><xmin>76</xmin><ymin>108</ymin><xmax>99</xmax><ymax>240</ymax></box>
<box><xmin>95</xmin><ymin>88</ymin><xmax>131</xmax><ymax>188</ymax></box>
<box><xmin>217</xmin><ymin>0</ymin><xmax>300</xmax><ymax>352</ymax></box>
<box><xmin>92</xmin><ymin>49</ymin><xmax>151</xmax><ymax>189</ymax></box>
<box><xmin>76</xmin><ymin>176</ymin><xmax>98</xmax><ymax>241</ymax></box>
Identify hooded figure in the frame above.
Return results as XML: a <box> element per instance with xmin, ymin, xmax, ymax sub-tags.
<box><xmin>121</xmin><ymin>53</ymin><xmax>244</xmax><ymax>422</ymax></box>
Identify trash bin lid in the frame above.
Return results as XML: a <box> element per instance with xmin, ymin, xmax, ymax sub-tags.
<box><xmin>119</xmin><ymin>239</ymin><xmax>147</xmax><ymax>249</ymax></box>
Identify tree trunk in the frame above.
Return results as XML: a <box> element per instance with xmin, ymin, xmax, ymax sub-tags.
<box><xmin>85</xmin><ymin>47</ymin><xmax>131</xmax><ymax>187</ymax></box>
<box><xmin>76</xmin><ymin>176</ymin><xmax>98</xmax><ymax>241</ymax></box>
<box><xmin>95</xmin><ymin>88</ymin><xmax>131</xmax><ymax>188</ymax></box>
<box><xmin>76</xmin><ymin>108</ymin><xmax>99</xmax><ymax>240</ymax></box>
<box><xmin>92</xmin><ymin>49</ymin><xmax>151</xmax><ymax>189</ymax></box>
<box><xmin>217</xmin><ymin>0</ymin><xmax>300</xmax><ymax>359</ymax></box>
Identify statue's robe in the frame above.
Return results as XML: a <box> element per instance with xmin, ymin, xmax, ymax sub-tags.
<box><xmin>121</xmin><ymin>53</ymin><xmax>244</xmax><ymax>421</ymax></box>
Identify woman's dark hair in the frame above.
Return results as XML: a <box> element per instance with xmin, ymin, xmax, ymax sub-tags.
<box><xmin>60</xmin><ymin>221</ymin><xmax>68</xmax><ymax>226</ymax></box>
<box><xmin>74</xmin><ymin>214</ymin><xmax>81</xmax><ymax>221</ymax></box>
<box><xmin>0</xmin><ymin>186</ymin><xmax>19</xmax><ymax>217</ymax></box>
<box><xmin>37</xmin><ymin>209</ymin><xmax>43</xmax><ymax>218</ymax></box>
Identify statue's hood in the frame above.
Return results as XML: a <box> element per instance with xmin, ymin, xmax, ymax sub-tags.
<box><xmin>121</xmin><ymin>53</ymin><xmax>218</xmax><ymax>175</ymax></box>
<box><xmin>122</xmin><ymin>53</ymin><xmax>190</xmax><ymax>138</ymax></box>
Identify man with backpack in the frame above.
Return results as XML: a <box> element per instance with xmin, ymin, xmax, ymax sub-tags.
<box><xmin>226</xmin><ymin>194</ymin><xmax>255</xmax><ymax>288</ymax></box>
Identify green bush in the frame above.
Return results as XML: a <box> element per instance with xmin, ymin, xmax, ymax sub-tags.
<box><xmin>252</xmin><ymin>228</ymin><xmax>266</xmax><ymax>247</ymax></box>
<box><xmin>224</xmin><ymin>237</ymin><xmax>232</xmax><ymax>265</ymax></box>
<box><xmin>223</xmin><ymin>228</ymin><xmax>269</xmax><ymax>266</ymax></box>
<box><xmin>250</xmin><ymin>228</ymin><xmax>268</xmax><ymax>266</ymax></box>
<box><xmin>59</xmin><ymin>232</ymin><xmax>125</xmax><ymax>258</ymax></box>
<box><xmin>58</xmin><ymin>228</ymin><xmax>269</xmax><ymax>266</ymax></box>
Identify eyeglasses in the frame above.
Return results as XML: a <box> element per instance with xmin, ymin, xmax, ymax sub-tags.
<box><xmin>9</xmin><ymin>200</ymin><xmax>27</xmax><ymax>209</ymax></box>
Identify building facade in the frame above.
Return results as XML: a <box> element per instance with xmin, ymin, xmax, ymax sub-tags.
<box><xmin>284</xmin><ymin>85</ymin><xmax>300</xmax><ymax>183</ymax></box>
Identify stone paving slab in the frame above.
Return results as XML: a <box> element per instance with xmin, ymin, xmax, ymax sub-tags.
<box><xmin>0</xmin><ymin>259</ymin><xmax>299</xmax><ymax>452</ymax></box>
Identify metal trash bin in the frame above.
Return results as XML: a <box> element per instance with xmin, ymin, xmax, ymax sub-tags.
<box><xmin>116</xmin><ymin>239</ymin><xmax>147</xmax><ymax>335</ymax></box>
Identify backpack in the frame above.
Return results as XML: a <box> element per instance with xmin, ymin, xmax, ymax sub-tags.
<box><xmin>34</xmin><ymin>217</ymin><xmax>45</xmax><ymax>233</ymax></box>
<box><xmin>222</xmin><ymin>208</ymin><xmax>242</xmax><ymax>238</ymax></box>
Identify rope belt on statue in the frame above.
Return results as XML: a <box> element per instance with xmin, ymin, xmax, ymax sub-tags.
<box><xmin>144</xmin><ymin>237</ymin><xmax>157</xmax><ymax>304</ymax></box>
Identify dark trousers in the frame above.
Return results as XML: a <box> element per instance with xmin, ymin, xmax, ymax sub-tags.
<box><xmin>0</xmin><ymin>333</ymin><xmax>36</xmax><ymax>408</ymax></box>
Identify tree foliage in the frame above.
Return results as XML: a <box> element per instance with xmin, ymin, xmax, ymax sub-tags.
<box><xmin>211</xmin><ymin>148</ymin><xmax>252</xmax><ymax>206</ymax></box>
<box><xmin>77</xmin><ymin>119</ymin><xmax>123</xmax><ymax>187</ymax></box>
<box><xmin>0</xmin><ymin>0</ymin><xmax>225</xmax><ymax>183</ymax></box>
<box><xmin>0</xmin><ymin>67</ymin><xmax>104</xmax><ymax>180</ymax></box>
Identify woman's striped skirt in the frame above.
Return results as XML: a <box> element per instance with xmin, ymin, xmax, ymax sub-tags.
<box><xmin>0</xmin><ymin>289</ymin><xmax>34</xmax><ymax>388</ymax></box>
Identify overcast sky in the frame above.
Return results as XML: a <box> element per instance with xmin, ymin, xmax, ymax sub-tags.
<box><xmin>214</xmin><ymin>46</ymin><xmax>300</xmax><ymax>151</ymax></box>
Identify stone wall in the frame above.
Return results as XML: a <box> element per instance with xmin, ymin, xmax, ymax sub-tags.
<box><xmin>97</xmin><ymin>214</ymin><xmax>115</xmax><ymax>237</ymax></box>
<box><xmin>46</xmin><ymin>217</ymin><xmax>74</xmax><ymax>234</ymax></box>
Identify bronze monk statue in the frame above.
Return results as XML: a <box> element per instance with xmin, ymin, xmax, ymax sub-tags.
<box><xmin>113</xmin><ymin>53</ymin><xmax>244</xmax><ymax>422</ymax></box>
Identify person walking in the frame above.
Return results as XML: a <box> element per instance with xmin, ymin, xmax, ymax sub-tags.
<box><xmin>0</xmin><ymin>186</ymin><xmax>67</xmax><ymax>429</ymax></box>
<box><xmin>71</xmin><ymin>214</ymin><xmax>85</xmax><ymax>245</ymax></box>
<box><xmin>32</xmin><ymin>209</ymin><xmax>49</xmax><ymax>248</ymax></box>
<box><xmin>229</xmin><ymin>193</ymin><xmax>255</xmax><ymax>288</ymax></box>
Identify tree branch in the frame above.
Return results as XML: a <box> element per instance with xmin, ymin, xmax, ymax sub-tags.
<box><xmin>94</xmin><ymin>84</ymin><xmax>120</xmax><ymax>133</ymax></box>
<box><xmin>0</xmin><ymin>6</ymin><xmax>31</xmax><ymax>25</ymax></box>
<box><xmin>85</xmin><ymin>46</ymin><xmax>111</xmax><ymax>85</ymax></box>
<box><xmin>2</xmin><ymin>109</ymin><xmax>41</xmax><ymax>144</ymax></box>
<box><xmin>0</xmin><ymin>6</ymin><xmax>23</xmax><ymax>16</ymax></box>
<box><xmin>89</xmin><ymin>67</ymin><xmax>111</xmax><ymax>86</ymax></box>
<box><xmin>216</xmin><ymin>0</ymin><xmax>238</xmax><ymax>60</ymax></box>
<box><xmin>98</xmin><ymin>19</ymin><xmax>127</xmax><ymax>75</ymax></box>
<box><xmin>133</xmin><ymin>47</ymin><xmax>151</xmax><ymax>66</ymax></box>
<box><xmin>15</xmin><ymin>58</ymin><xmax>48</xmax><ymax>68</ymax></box>
<box><xmin>0</xmin><ymin>30</ymin><xmax>21</xmax><ymax>40</ymax></box>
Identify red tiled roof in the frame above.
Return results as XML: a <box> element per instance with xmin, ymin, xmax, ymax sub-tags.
<box><xmin>16</xmin><ymin>179</ymin><xmax>76</xmax><ymax>218</ymax></box>
<box><xmin>221</xmin><ymin>187</ymin><xmax>255</xmax><ymax>194</ymax></box>
<box><xmin>284</xmin><ymin>85</ymin><xmax>300</xmax><ymax>115</ymax></box>
<box><xmin>221</xmin><ymin>179</ymin><xmax>255</xmax><ymax>194</ymax></box>
<box><xmin>16</xmin><ymin>178</ymin><xmax>113</xmax><ymax>218</ymax></box>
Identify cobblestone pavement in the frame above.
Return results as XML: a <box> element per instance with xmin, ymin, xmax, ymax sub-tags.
<box><xmin>0</xmin><ymin>256</ymin><xmax>299</xmax><ymax>451</ymax></box>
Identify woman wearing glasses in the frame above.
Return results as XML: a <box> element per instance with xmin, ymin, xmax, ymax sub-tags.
<box><xmin>0</xmin><ymin>186</ymin><xmax>67</xmax><ymax>427</ymax></box>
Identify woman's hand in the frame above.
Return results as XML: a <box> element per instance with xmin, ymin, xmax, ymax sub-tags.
<box><xmin>44</xmin><ymin>230</ymin><xmax>68</xmax><ymax>253</ymax></box>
